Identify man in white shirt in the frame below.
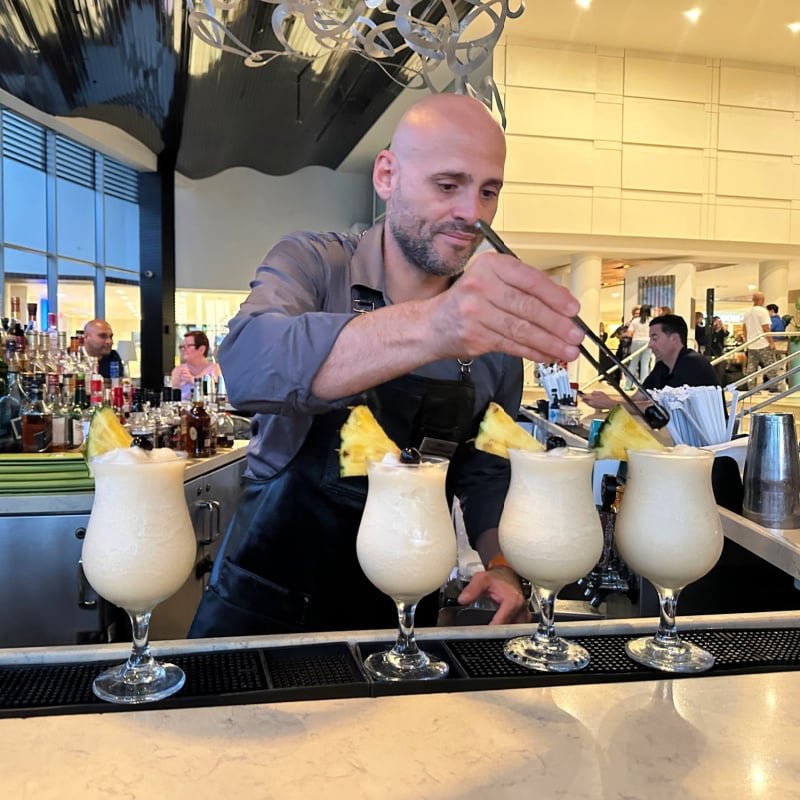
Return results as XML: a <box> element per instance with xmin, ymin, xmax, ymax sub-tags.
<box><xmin>742</xmin><ymin>291</ymin><xmax>779</xmax><ymax>390</ymax></box>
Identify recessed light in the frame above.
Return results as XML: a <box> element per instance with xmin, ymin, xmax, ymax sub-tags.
<box><xmin>576</xmin><ymin>0</ymin><xmax>592</xmax><ymax>9</ymax></box>
<box><xmin>789</xmin><ymin>22</ymin><xmax>800</xmax><ymax>34</ymax></box>
<box><xmin>683</xmin><ymin>7</ymin><xmax>701</xmax><ymax>24</ymax></box>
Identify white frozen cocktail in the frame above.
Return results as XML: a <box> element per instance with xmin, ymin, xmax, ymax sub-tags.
<box><xmin>614</xmin><ymin>446</ymin><xmax>723</xmax><ymax>672</ymax></box>
<box><xmin>82</xmin><ymin>446</ymin><xmax>196</xmax><ymax>703</ymax></box>
<box><xmin>499</xmin><ymin>447</ymin><xmax>603</xmax><ymax>672</ymax></box>
<box><xmin>356</xmin><ymin>454</ymin><xmax>456</xmax><ymax>681</ymax></box>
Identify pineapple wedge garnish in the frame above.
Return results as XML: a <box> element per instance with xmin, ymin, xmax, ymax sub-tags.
<box><xmin>592</xmin><ymin>404</ymin><xmax>665</xmax><ymax>461</ymax></box>
<box><xmin>84</xmin><ymin>406</ymin><xmax>134</xmax><ymax>472</ymax></box>
<box><xmin>474</xmin><ymin>402</ymin><xmax>544</xmax><ymax>459</ymax></box>
<box><xmin>339</xmin><ymin>405</ymin><xmax>401</xmax><ymax>477</ymax></box>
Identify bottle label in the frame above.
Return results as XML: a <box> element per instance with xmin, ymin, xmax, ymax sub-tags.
<box><xmin>189</xmin><ymin>427</ymin><xmax>198</xmax><ymax>441</ymax></box>
<box><xmin>52</xmin><ymin>417</ymin><xmax>66</xmax><ymax>448</ymax></box>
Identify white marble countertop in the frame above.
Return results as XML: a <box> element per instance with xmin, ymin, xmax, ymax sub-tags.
<box><xmin>1</xmin><ymin>613</ymin><xmax>799</xmax><ymax>799</ymax></box>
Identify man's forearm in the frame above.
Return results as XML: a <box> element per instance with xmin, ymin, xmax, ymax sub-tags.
<box><xmin>311</xmin><ymin>299</ymin><xmax>441</xmax><ymax>400</ymax></box>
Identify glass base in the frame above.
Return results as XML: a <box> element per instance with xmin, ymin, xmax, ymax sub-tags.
<box><xmin>504</xmin><ymin>634</ymin><xmax>591</xmax><ymax>673</ymax></box>
<box><xmin>92</xmin><ymin>660</ymin><xmax>186</xmax><ymax>704</ymax></box>
<box><xmin>625</xmin><ymin>635</ymin><xmax>715</xmax><ymax>673</ymax></box>
<box><xmin>363</xmin><ymin>649</ymin><xmax>449</xmax><ymax>682</ymax></box>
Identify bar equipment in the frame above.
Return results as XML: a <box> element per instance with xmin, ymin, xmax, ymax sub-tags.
<box><xmin>499</xmin><ymin>448</ymin><xmax>603</xmax><ymax>672</ymax></box>
<box><xmin>356</xmin><ymin>455</ymin><xmax>456</xmax><ymax>681</ymax></box>
<box><xmin>742</xmin><ymin>412</ymin><xmax>800</xmax><ymax>529</ymax></box>
<box><xmin>81</xmin><ymin>448</ymin><xmax>196</xmax><ymax>702</ymax></box>
<box><xmin>614</xmin><ymin>448</ymin><xmax>723</xmax><ymax>672</ymax></box>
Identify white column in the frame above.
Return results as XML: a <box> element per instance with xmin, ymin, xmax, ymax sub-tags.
<box><xmin>759</xmin><ymin>260</ymin><xmax>789</xmax><ymax>314</ymax></box>
<box><xmin>569</xmin><ymin>253</ymin><xmax>602</xmax><ymax>385</ymax></box>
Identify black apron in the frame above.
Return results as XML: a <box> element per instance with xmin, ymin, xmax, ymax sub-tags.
<box><xmin>189</xmin><ymin>287</ymin><xmax>478</xmax><ymax>637</ymax></box>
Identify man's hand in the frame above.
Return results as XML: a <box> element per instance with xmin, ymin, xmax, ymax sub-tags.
<box><xmin>581</xmin><ymin>390</ymin><xmax>615</xmax><ymax>410</ymax></box>
<box><xmin>428</xmin><ymin>251</ymin><xmax>584</xmax><ymax>365</ymax></box>
<box><xmin>457</xmin><ymin>567</ymin><xmax>531</xmax><ymax>625</ymax></box>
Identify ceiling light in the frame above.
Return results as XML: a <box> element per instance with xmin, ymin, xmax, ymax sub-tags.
<box><xmin>187</xmin><ymin>0</ymin><xmax>524</xmax><ymax>125</ymax></box>
<box><xmin>683</xmin><ymin>7</ymin><xmax>701</xmax><ymax>24</ymax></box>
<box><xmin>788</xmin><ymin>22</ymin><xmax>800</xmax><ymax>34</ymax></box>
<box><xmin>575</xmin><ymin>0</ymin><xmax>592</xmax><ymax>9</ymax></box>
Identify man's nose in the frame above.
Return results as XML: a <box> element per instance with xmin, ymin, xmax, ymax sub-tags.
<box><xmin>452</xmin><ymin>192</ymin><xmax>483</xmax><ymax>224</ymax></box>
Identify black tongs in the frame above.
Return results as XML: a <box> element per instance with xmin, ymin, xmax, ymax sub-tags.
<box><xmin>474</xmin><ymin>219</ymin><xmax>670</xmax><ymax>431</ymax></box>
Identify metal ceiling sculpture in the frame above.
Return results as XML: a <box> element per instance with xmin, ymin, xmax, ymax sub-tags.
<box><xmin>0</xmin><ymin>0</ymin><xmax>519</xmax><ymax>177</ymax></box>
<box><xmin>188</xmin><ymin>0</ymin><xmax>524</xmax><ymax>125</ymax></box>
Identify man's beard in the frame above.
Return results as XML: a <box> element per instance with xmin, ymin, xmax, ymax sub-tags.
<box><xmin>388</xmin><ymin>200</ymin><xmax>480</xmax><ymax>278</ymax></box>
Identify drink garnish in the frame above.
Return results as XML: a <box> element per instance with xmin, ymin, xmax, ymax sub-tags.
<box><xmin>474</xmin><ymin>402</ymin><xmax>544</xmax><ymax>459</ymax></box>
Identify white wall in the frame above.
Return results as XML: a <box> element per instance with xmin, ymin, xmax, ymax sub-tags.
<box><xmin>494</xmin><ymin>39</ymin><xmax>800</xmax><ymax>246</ymax></box>
<box><xmin>174</xmin><ymin>166</ymin><xmax>373</xmax><ymax>291</ymax></box>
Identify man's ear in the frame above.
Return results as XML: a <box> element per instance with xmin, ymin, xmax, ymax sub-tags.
<box><xmin>373</xmin><ymin>150</ymin><xmax>397</xmax><ymax>201</ymax></box>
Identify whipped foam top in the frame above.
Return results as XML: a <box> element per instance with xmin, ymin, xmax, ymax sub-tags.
<box><xmin>92</xmin><ymin>446</ymin><xmax>185</xmax><ymax>465</ymax></box>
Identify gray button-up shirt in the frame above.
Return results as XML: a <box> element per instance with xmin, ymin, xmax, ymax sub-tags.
<box><xmin>219</xmin><ymin>224</ymin><xmax>522</xmax><ymax>543</ymax></box>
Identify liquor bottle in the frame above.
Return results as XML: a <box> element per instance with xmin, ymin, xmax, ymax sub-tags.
<box><xmin>21</xmin><ymin>380</ymin><xmax>52</xmax><ymax>453</ymax></box>
<box><xmin>49</xmin><ymin>388</ymin><xmax>67</xmax><ymax>452</ymax></box>
<box><xmin>204</xmin><ymin>376</ymin><xmax>217</xmax><ymax>456</ymax></box>
<box><xmin>216</xmin><ymin>411</ymin><xmax>235</xmax><ymax>449</ymax></box>
<box><xmin>0</xmin><ymin>345</ymin><xmax>12</xmax><ymax>453</ymax></box>
<box><xmin>186</xmin><ymin>377</ymin><xmax>211</xmax><ymax>458</ymax></box>
<box><xmin>68</xmin><ymin>378</ymin><xmax>89</xmax><ymax>450</ymax></box>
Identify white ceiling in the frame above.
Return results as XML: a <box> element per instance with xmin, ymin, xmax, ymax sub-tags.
<box><xmin>508</xmin><ymin>0</ymin><xmax>800</xmax><ymax>68</ymax></box>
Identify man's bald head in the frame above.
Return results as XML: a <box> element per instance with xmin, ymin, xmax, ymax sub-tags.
<box><xmin>83</xmin><ymin>318</ymin><xmax>114</xmax><ymax>357</ymax></box>
<box><xmin>389</xmin><ymin>94</ymin><xmax>506</xmax><ymax>164</ymax></box>
<box><xmin>752</xmin><ymin>292</ymin><xmax>765</xmax><ymax>306</ymax></box>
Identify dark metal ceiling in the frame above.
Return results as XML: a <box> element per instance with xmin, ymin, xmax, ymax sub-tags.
<box><xmin>0</xmin><ymin>0</ymin><xmax>410</xmax><ymax>177</ymax></box>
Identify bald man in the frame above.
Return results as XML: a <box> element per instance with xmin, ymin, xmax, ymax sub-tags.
<box><xmin>83</xmin><ymin>319</ymin><xmax>123</xmax><ymax>380</ymax></box>
<box><xmin>742</xmin><ymin>291</ymin><xmax>780</xmax><ymax>390</ymax></box>
<box><xmin>190</xmin><ymin>94</ymin><xmax>586</xmax><ymax>639</ymax></box>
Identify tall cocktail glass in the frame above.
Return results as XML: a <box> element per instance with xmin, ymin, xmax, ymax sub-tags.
<box><xmin>499</xmin><ymin>448</ymin><xmax>604</xmax><ymax>672</ymax></box>
<box><xmin>81</xmin><ymin>448</ymin><xmax>196</xmax><ymax>703</ymax></box>
<box><xmin>356</xmin><ymin>456</ymin><xmax>457</xmax><ymax>681</ymax></box>
<box><xmin>614</xmin><ymin>447</ymin><xmax>723</xmax><ymax>672</ymax></box>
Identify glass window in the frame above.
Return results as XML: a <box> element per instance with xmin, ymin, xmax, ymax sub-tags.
<box><xmin>56</xmin><ymin>178</ymin><xmax>96</xmax><ymax>262</ymax></box>
<box><xmin>4</xmin><ymin>247</ymin><xmax>46</xmax><ymax>276</ymax></box>
<box><xmin>105</xmin><ymin>279</ymin><xmax>141</xmax><ymax>379</ymax></box>
<box><xmin>104</xmin><ymin>196</ymin><xmax>139</xmax><ymax>269</ymax></box>
<box><xmin>3</xmin><ymin>159</ymin><xmax>47</xmax><ymax>250</ymax></box>
<box><xmin>57</xmin><ymin>273</ymin><xmax>95</xmax><ymax>341</ymax></box>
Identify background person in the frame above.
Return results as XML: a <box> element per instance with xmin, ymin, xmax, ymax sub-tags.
<box><xmin>83</xmin><ymin>319</ymin><xmax>123</xmax><ymax>380</ymax></box>
<box><xmin>743</xmin><ymin>292</ymin><xmax>779</xmax><ymax>390</ymax></box>
<box><xmin>767</xmin><ymin>303</ymin><xmax>786</xmax><ymax>332</ymax></box>
<box><xmin>625</xmin><ymin>304</ymin><xmax>653</xmax><ymax>390</ymax></box>
<box><xmin>170</xmin><ymin>330</ymin><xmax>222</xmax><ymax>400</ymax></box>
<box><xmin>189</xmin><ymin>93</ymin><xmax>585</xmax><ymax>639</ymax></box>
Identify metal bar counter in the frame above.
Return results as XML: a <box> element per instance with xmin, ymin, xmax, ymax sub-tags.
<box><xmin>1</xmin><ymin>611</ymin><xmax>799</xmax><ymax>799</ymax></box>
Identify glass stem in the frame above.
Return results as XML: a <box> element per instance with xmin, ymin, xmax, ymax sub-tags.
<box><xmin>391</xmin><ymin>601</ymin><xmax>420</xmax><ymax>658</ymax></box>
<box><xmin>125</xmin><ymin>611</ymin><xmax>156</xmax><ymax>672</ymax></box>
<box><xmin>532</xmin><ymin>586</ymin><xmax>558</xmax><ymax>644</ymax></box>
<box><xmin>653</xmin><ymin>587</ymin><xmax>682</xmax><ymax>647</ymax></box>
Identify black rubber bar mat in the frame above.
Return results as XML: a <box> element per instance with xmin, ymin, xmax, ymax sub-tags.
<box><xmin>2</xmin><ymin>628</ymin><xmax>799</xmax><ymax>717</ymax></box>
<box><xmin>0</xmin><ymin>642</ymin><xmax>369</xmax><ymax>720</ymax></box>
<box><xmin>359</xmin><ymin>627</ymin><xmax>800</xmax><ymax>696</ymax></box>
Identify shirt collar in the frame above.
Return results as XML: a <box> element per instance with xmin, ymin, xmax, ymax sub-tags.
<box><xmin>349</xmin><ymin>223</ymin><xmax>388</xmax><ymax>299</ymax></box>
